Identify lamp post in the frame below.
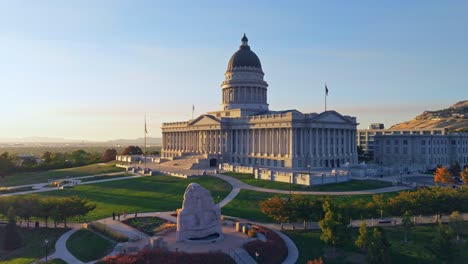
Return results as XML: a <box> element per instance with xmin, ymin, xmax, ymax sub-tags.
<box><xmin>44</xmin><ymin>239</ymin><xmax>49</xmax><ymax>262</ymax></box>
<box><xmin>255</xmin><ymin>161</ymin><xmax>259</xmax><ymax>187</ymax></box>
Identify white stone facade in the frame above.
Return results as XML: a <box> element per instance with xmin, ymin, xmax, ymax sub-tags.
<box><xmin>373</xmin><ymin>133</ymin><xmax>468</xmax><ymax>169</ymax></box>
<box><xmin>161</xmin><ymin>35</ymin><xmax>358</xmax><ymax>170</ymax></box>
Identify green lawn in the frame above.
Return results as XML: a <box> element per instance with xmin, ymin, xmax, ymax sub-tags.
<box><xmin>285</xmin><ymin>222</ymin><xmax>468</xmax><ymax>264</ymax></box>
<box><xmin>223</xmin><ymin>172</ymin><xmax>392</xmax><ymax>191</ymax></box>
<box><xmin>35</xmin><ymin>175</ymin><xmax>232</xmax><ymax>221</ymax></box>
<box><xmin>0</xmin><ymin>162</ymin><xmax>124</xmax><ymax>187</ymax></box>
<box><xmin>66</xmin><ymin>229</ymin><xmax>115</xmax><ymax>262</ymax></box>
<box><xmin>222</xmin><ymin>189</ymin><xmax>399</xmax><ymax>223</ymax></box>
<box><xmin>79</xmin><ymin>173</ymin><xmax>132</xmax><ymax>182</ymax></box>
<box><xmin>0</xmin><ymin>227</ymin><xmax>69</xmax><ymax>264</ymax></box>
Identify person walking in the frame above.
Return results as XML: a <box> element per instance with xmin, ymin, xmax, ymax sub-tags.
<box><xmin>112</xmin><ymin>212</ymin><xmax>115</xmax><ymax>220</ymax></box>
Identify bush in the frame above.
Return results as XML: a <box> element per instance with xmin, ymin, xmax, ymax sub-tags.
<box><xmin>101</xmin><ymin>248</ymin><xmax>235</xmax><ymax>264</ymax></box>
<box><xmin>88</xmin><ymin>222</ymin><xmax>128</xmax><ymax>242</ymax></box>
<box><xmin>244</xmin><ymin>226</ymin><xmax>287</xmax><ymax>264</ymax></box>
<box><xmin>247</xmin><ymin>229</ymin><xmax>257</xmax><ymax>238</ymax></box>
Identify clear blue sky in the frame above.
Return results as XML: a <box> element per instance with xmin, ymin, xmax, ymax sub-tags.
<box><xmin>0</xmin><ymin>0</ymin><xmax>466</xmax><ymax>141</ymax></box>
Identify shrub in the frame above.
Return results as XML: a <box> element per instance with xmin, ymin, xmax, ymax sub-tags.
<box><xmin>88</xmin><ymin>222</ymin><xmax>128</xmax><ymax>242</ymax></box>
<box><xmin>244</xmin><ymin>226</ymin><xmax>287</xmax><ymax>264</ymax></box>
<box><xmin>247</xmin><ymin>229</ymin><xmax>257</xmax><ymax>238</ymax></box>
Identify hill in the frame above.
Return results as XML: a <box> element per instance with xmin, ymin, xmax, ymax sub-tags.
<box><xmin>390</xmin><ymin>100</ymin><xmax>468</xmax><ymax>132</ymax></box>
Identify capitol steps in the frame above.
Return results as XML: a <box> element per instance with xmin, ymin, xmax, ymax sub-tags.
<box><xmin>229</xmin><ymin>248</ymin><xmax>257</xmax><ymax>264</ymax></box>
<box><xmin>159</xmin><ymin>154</ymin><xmax>206</xmax><ymax>170</ymax></box>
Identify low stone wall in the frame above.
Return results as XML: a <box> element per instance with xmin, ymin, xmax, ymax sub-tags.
<box><xmin>222</xmin><ymin>164</ymin><xmax>350</xmax><ymax>186</ymax></box>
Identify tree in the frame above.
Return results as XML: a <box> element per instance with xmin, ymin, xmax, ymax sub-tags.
<box><xmin>460</xmin><ymin>167</ymin><xmax>468</xmax><ymax>184</ymax></box>
<box><xmin>122</xmin><ymin>146</ymin><xmax>143</xmax><ymax>155</ymax></box>
<box><xmin>434</xmin><ymin>166</ymin><xmax>453</xmax><ymax>184</ymax></box>
<box><xmin>42</xmin><ymin>151</ymin><xmax>53</xmax><ymax>163</ymax></box>
<box><xmin>103</xmin><ymin>148</ymin><xmax>117</xmax><ymax>162</ymax></box>
<box><xmin>366</xmin><ymin>227</ymin><xmax>391</xmax><ymax>264</ymax></box>
<box><xmin>355</xmin><ymin>221</ymin><xmax>371</xmax><ymax>250</ymax></box>
<box><xmin>70</xmin><ymin>149</ymin><xmax>89</xmax><ymax>166</ymax></box>
<box><xmin>428</xmin><ymin>223</ymin><xmax>459</xmax><ymax>263</ymax></box>
<box><xmin>3</xmin><ymin>207</ymin><xmax>22</xmax><ymax>251</ymax></box>
<box><xmin>449</xmin><ymin>211</ymin><xmax>463</xmax><ymax>241</ymax></box>
<box><xmin>291</xmin><ymin>195</ymin><xmax>313</xmax><ymax>229</ymax></box>
<box><xmin>0</xmin><ymin>152</ymin><xmax>15</xmax><ymax>176</ymax></box>
<box><xmin>401</xmin><ymin>211</ymin><xmax>413</xmax><ymax>243</ymax></box>
<box><xmin>448</xmin><ymin>162</ymin><xmax>461</xmax><ymax>181</ymax></box>
<box><xmin>259</xmin><ymin>196</ymin><xmax>289</xmax><ymax>229</ymax></box>
<box><xmin>307</xmin><ymin>257</ymin><xmax>323</xmax><ymax>264</ymax></box>
<box><xmin>319</xmin><ymin>199</ymin><xmax>349</xmax><ymax>254</ymax></box>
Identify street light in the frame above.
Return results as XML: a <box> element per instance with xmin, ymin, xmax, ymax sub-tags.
<box><xmin>255</xmin><ymin>161</ymin><xmax>259</xmax><ymax>187</ymax></box>
<box><xmin>44</xmin><ymin>239</ymin><xmax>49</xmax><ymax>262</ymax></box>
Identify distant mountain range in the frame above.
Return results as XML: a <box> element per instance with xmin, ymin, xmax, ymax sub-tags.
<box><xmin>390</xmin><ymin>100</ymin><xmax>468</xmax><ymax>132</ymax></box>
<box><xmin>0</xmin><ymin>136</ymin><xmax>162</xmax><ymax>145</ymax></box>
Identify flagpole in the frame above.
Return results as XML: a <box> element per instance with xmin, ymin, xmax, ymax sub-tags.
<box><xmin>325</xmin><ymin>83</ymin><xmax>327</xmax><ymax>112</ymax></box>
<box><xmin>144</xmin><ymin>115</ymin><xmax>147</xmax><ymax>170</ymax></box>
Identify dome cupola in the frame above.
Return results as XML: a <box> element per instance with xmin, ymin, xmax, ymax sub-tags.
<box><xmin>227</xmin><ymin>34</ymin><xmax>262</xmax><ymax>71</ymax></box>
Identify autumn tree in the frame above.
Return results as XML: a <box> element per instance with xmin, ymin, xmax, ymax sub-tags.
<box><xmin>319</xmin><ymin>199</ymin><xmax>349</xmax><ymax>254</ymax></box>
<box><xmin>307</xmin><ymin>257</ymin><xmax>323</xmax><ymax>264</ymax></box>
<box><xmin>260</xmin><ymin>195</ymin><xmax>289</xmax><ymax>230</ymax></box>
<box><xmin>401</xmin><ymin>211</ymin><xmax>413</xmax><ymax>243</ymax></box>
<box><xmin>434</xmin><ymin>166</ymin><xmax>453</xmax><ymax>184</ymax></box>
<box><xmin>449</xmin><ymin>211</ymin><xmax>463</xmax><ymax>241</ymax></box>
<box><xmin>355</xmin><ymin>221</ymin><xmax>371</xmax><ymax>250</ymax></box>
<box><xmin>460</xmin><ymin>167</ymin><xmax>468</xmax><ymax>184</ymax></box>
<box><xmin>103</xmin><ymin>148</ymin><xmax>117</xmax><ymax>162</ymax></box>
<box><xmin>122</xmin><ymin>146</ymin><xmax>143</xmax><ymax>155</ymax></box>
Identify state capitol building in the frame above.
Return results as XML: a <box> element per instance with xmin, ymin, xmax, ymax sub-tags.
<box><xmin>161</xmin><ymin>35</ymin><xmax>358</xmax><ymax>170</ymax></box>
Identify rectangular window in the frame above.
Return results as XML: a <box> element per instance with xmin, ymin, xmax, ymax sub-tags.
<box><xmin>394</xmin><ymin>140</ymin><xmax>399</xmax><ymax>145</ymax></box>
<box><xmin>403</xmin><ymin>147</ymin><xmax>408</xmax><ymax>154</ymax></box>
<box><xmin>394</xmin><ymin>147</ymin><xmax>399</xmax><ymax>154</ymax></box>
<box><xmin>421</xmin><ymin>140</ymin><xmax>426</xmax><ymax>145</ymax></box>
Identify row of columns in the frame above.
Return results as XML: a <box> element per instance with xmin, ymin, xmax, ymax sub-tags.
<box><xmin>162</xmin><ymin>127</ymin><xmax>357</xmax><ymax>159</ymax></box>
<box><xmin>222</xmin><ymin>87</ymin><xmax>267</xmax><ymax>104</ymax></box>
<box><xmin>162</xmin><ymin>130</ymin><xmax>224</xmax><ymax>153</ymax></box>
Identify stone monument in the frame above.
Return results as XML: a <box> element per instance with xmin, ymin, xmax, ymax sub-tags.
<box><xmin>176</xmin><ymin>183</ymin><xmax>223</xmax><ymax>242</ymax></box>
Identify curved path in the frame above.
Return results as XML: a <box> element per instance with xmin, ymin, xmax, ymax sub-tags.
<box><xmin>37</xmin><ymin>171</ymin><xmax>411</xmax><ymax>264</ymax></box>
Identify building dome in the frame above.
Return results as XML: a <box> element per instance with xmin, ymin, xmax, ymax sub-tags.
<box><xmin>227</xmin><ymin>34</ymin><xmax>262</xmax><ymax>71</ymax></box>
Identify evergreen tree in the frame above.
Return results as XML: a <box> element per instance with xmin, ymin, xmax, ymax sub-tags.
<box><xmin>3</xmin><ymin>207</ymin><xmax>22</xmax><ymax>251</ymax></box>
<box><xmin>355</xmin><ymin>221</ymin><xmax>371</xmax><ymax>250</ymax></box>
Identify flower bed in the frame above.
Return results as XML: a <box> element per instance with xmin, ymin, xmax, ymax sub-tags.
<box><xmin>122</xmin><ymin>217</ymin><xmax>169</xmax><ymax>236</ymax></box>
<box><xmin>243</xmin><ymin>226</ymin><xmax>288</xmax><ymax>264</ymax></box>
<box><xmin>88</xmin><ymin>222</ymin><xmax>128</xmax><ymax>242</ymax></box>
<box><xmin>99</xmin><ymin>249</ymin><xmax>236</xmax><ymax>264</ymax></box>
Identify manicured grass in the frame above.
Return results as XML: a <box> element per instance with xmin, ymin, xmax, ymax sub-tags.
<box><xmin>79</xmin><ymin>173</ymin><xmax>132</xmax><ymax>182</ymax></box>
<box><xmin>285</xmin><ymin>222</ymin><xmax>468</xmax><ymax>264</ymax></box>
<box><xmin>222</xmin><ymin>189</ymin><xmax>399</xmax><ymax>223</ymax></box>
<box><xmin>66</xmin><ymin>229</ymin><xmax>115</xmax><ymax>262</ymax></box>
<box><xmin>0</xmin><ymin>162</ymin><xmax>124</xmax><ymax>187</ymax></box>
<box><xmin>0</xmin><ymin>227</ymin><xmax>69</xmax><ymax>264</ymax></box>
<box><xmin>223</xmin><ymin>172</ymin><xmax>392</xmax><ymax>191</ymax></box>
<box><xmin>35</xmin><ymin>175</ymin><xmax>232</xmax><ymax>221</ymax></box>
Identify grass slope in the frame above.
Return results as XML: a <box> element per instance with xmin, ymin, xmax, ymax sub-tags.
<box><xmin>223</xmin><ymin>172</ymin><xmax>392</xmax><ymax>191</ymax></box>
<box><xmin>36</xmin><ymin>175</ymin><xmax>232</xmax><ymax>221</ymax></box>
<box><xmin>66</xmin><ymin>229</ymin><xmax>115</xmax><ymax>262</ymax></box>
<box><xmin>0</xmin><ymin>227</ymin><xmax>69</xmax><ymax>264</ymax></box>
<box><xmin>0</xmin><ymin>162</ymin><xmax>124</xmax><ymax>187</ymax></box>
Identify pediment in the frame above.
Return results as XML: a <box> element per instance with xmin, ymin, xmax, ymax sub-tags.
<box><xmin>313</xmin><ymin>111</ymin><xmax>352</xmax><ymax>124</ymax></box>
<box><xmin>189</xmin><ymin>115</ymin><xmax>221</xmax><ymax>126</ymax></box>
